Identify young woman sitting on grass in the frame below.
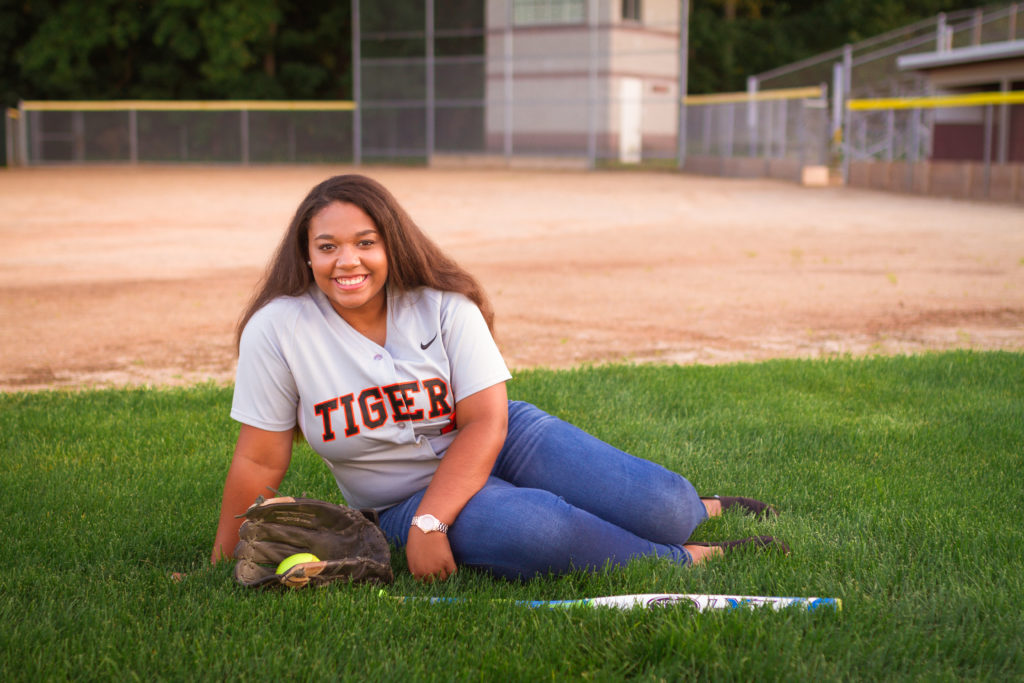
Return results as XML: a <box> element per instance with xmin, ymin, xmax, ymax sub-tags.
<box><xmin>210</xmin><ymin>174</ymin><xmax>788</xmax><ymax>581</ymax></box>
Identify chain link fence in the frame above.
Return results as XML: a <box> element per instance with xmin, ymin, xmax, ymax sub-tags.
<box><xmin>5</xmin><ymin>102</ymin><xmax>354</xmax><ymax>165</ymax></box>
<box><xmin>682</xmin><ymin>88</ymin><xmax>830</xmax><ymax>182</ymax></box>
<box><xmin>752</xmin><ymin>5</ymin><xmax>1023</xmax><ymax>167</ymax></box>
<box><xmin>4</xmin><ymin>0</ymin><xmax>837</xmax><ymax>180</ymax></box>
<box><xmin>13</xmin><ymin>0</ymin><xmax>1016</xmax><ymax>199</ymax></box>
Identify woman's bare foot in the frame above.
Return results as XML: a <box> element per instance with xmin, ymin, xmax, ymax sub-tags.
<box><xmin>687</xmin><ymin>536</ymin><xmax>791</xmax><ymax>564</ymax></box>
<box><xmin>685</xmin><ymin>544</ymin><xmax>724</xmax><ymax>564</ymax></box>
<box><xmin>702</xmin><ymin>498</ymin><xmax>722</xmax><ymax>517</ymax></box>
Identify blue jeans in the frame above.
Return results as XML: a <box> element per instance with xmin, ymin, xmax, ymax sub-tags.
<box><xmin>378</xmin><ymin>401</ymin><xmax>707</xmax><ymax>580</ymax></box>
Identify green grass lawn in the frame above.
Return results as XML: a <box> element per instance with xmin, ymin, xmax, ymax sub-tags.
<box><xmin>2</xmin><ymin>351</ymin><xmax>1022</xmax><ymax>681</ymax></box>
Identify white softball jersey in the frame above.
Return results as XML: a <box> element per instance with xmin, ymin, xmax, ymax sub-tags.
<box><xmin>231</xmin><ymin>285</ymin><xmax>512</xmax><ymax>510</ymax></box>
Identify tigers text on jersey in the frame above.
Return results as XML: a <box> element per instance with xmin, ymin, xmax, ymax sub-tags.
<box><xmin>231</xmin><ymin>286</ymin><xmax>511</xmax><ymax>510</ymax></box>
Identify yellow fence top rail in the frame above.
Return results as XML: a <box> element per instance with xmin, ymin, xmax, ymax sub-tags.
<box><xmin>19</xmin><ymin>100</ymin><xmax>356</xmax><ymax>112</ymax></box>
<box><xmin>848</xmin><ymin>90</ymin><xmax>1024</xmax><ymax>110</ymax></box>
<box><xmin>684</xmin><ymin>86</ymin><xmax>824</xmax><ymax>106</ymax></box>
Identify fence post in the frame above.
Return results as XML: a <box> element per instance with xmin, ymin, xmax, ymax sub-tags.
<box><xmin>17</xmin><ymin>103</ymin><xmax>29</xmax><ymax>165</ymax></box>
<box><xmin>129</xmin><ymin>109</ymin><xmax>138</xmax><ymax>163</ymax></box>
<box><xmin>28</xmin><ymin>108</ymin><xmax>38</xmax><ymax>165</ymax></box>
<box><xmin>841</xmin><ymin>44</ymin><xmax>852</xmax><ymax>183</ymax></box>
<box><xmin>909</xmin><ymin>108</ymin><xmax>920</xmax><ymax>164</ymax></box>
<box><xmin>72</xmin><ymin>111</ymin><xmax>84</xmax><ymax>162</ymax></box>
<box><xmin>587</xmin><ymin>0</ymin><xmax>598</xmax><ymax>167</ymax></box>
<box><xmin>426</xmin><ymin>0</ymin><xmax>435</xmax><ymax>162</ymax></box>
<box><xmin>885</xmin><ymin>108</ymin><xmax>894</xmax><ymax>162</ymax></box>
<box><xmin>774</xmin><ymin>97</ymin><xmax>782</xmax><ymax>158</ymax></box>
<box><xmin>4</xmin><ymin>108</ymin><xmax>14</xmax><ymax>166</ymax></box>
<box><xmin>797</xmin><ymin>98</ymin><xmax>807</xmax><ymax>171</ymax></box>
<box><xmin>983</xmin><ymin>103</ymin><xmax>993</xmax><ymax>198</ymax></box>
<box><xmin>725</xmin><ymin>102</ymin><xmax>735</xmax><ymax>158</ymax></box>
<box><xmin>702</xmin><ymin>104</ymin><xmax>711</xmax><ymax>155</ymax></box>
<box><xmin>746</xmin><ymin>75</ymin><xmax>758</xmax><ymax>157</ymax></box>
<box><xmin>351</xmin><ymin>0</ymin><xmax>362</xmax><ymax>165</ymax></box>
<box><xmin>676</xmin><ymin>0</ymin><xmax>689</xmax><ymax>169</ymax></box>
<box><xmin>936</xmin><ymin>13</ymin><xmax>947</xmax><ymax>51</ymax></box>
<box><xmin>831</xmin><ymin>61</ymin><xmax>843</xmax><ymax>149</ymax></box>
<box><xmin>503</xmin><ymin>0</ymin><xmax>514</xmax><ymax>160</ymax></box>
<box><xmin>998</xmin><ymin>78</ymin><xmax>1010</xmax><ymax>164</ymax></box>
<box><xmin>906</xmin><ymin>108</ymin><xmax>918</xmax><ymax>190</ymax></box>
<box><xmin>240</xmin><ymin>109</ymin><xmax>250</xmax><ymax>165</ymax></box>
<box><xmin>23</xmin><ymin>105</ymin><xmax>29</xmax><ymax>165</ymax></box>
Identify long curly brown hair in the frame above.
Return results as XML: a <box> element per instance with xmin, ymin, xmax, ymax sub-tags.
<box><xmin>236</xmin><ymin>174</ymin><xmax>495</xmax><ymax>349</ymax></box>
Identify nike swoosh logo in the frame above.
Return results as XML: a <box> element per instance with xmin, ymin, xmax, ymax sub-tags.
<box><xmin>420</xmin><ymin>334</ymin><xmax>438</xmax><ymax>350</ymax></box>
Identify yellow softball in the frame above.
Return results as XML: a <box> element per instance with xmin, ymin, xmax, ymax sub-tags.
<box><xmin>275</xmin><ymin>553</ymin><xmax>320</xmax><ymax>574</ymax></box>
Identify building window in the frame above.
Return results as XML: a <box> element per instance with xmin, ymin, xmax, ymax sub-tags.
<box><xmin>514</xmin><ymin>0</ymin><xmax>586</xmax><ymax>26</ymax></box>
<box><xmin>622</xmin><ymin>0</ymin><xmax>642</xmax><ymax>22</ymax></box>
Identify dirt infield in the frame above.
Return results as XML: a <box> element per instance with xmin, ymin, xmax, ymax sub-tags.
<box><xmin>1</xmin><ymin>165</ymin><xmax>1022</xmax><ymax>392</ymax></box>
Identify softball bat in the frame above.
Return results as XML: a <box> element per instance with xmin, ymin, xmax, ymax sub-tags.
<box><xmin>382</xmin><ymin>591</ymin><xmax>841</xmax><ymax>612</ymax></box>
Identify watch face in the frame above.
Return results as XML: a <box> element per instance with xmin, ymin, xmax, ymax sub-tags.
<box><xmin>416</xmin><ymin>515</ymin><xmax>435</xmax><ymax>532</ymax></box>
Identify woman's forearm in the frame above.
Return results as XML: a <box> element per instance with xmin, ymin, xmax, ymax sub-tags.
<box><xmin>210</xmin><ymin>426</ymin><xmax>293</xmax><ymax>563</ymax></box>
<box><xmin>416</xmin><ymin>418</ymin><xmax>506</xmax><ymax>524</ymax></box>
<box><xmin>404</xmin><ymin>384</ymin><xmax>507</xmax><ymax>581</ymax></box>
<box><xmin>415</xmin><ymin>383</ymin><xmax>509</xmax><ymax>526</ymax></box>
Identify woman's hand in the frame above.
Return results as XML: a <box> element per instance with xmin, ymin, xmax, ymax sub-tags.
<box><xmin>405</xmin><ymin>528</ymin><xmax>457</xmax><ymax>581</ymax></box>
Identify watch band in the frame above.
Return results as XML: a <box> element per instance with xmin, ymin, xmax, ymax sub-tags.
<box><xmin>411</xmin><ymin>514</ymin><xmax>449</xmax><ymax>534</ymax></box>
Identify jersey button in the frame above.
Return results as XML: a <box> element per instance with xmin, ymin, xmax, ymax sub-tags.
<box><xmin>397</xmin><ymin>423</ymin><xmax>407</xmax><ymax>429</ymax></box>
<box><xmin>373</xmin><ymin>353</ymin><xmax>383</xmax><ymax>361</ymax></box>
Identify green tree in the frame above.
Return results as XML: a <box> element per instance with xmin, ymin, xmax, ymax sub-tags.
<box><xmin>15</xmin><ymin>0</ymin><xmax>146</xmax><ymax>98</ymax></box>
<box><xmin>689</xmin><ymin>0</ymin><xmax>797</xmax><ymax>93</ymax></box>
<box><xmin>149</xmin><ymin>0</ymin><xmax>284</xmax><ymax>98</ymax></box>
<box><xmin>275</xmin><ymin>0</ymin><xmax>351</xmax><ymax>99</ymax></box>
<box><xmin>6</xmin><ymin>0</ymin><xmax>352</xmax><ymax>102</ymax></box>
<box><xmin>811</xmin><ymin>0</ymin><xmax>987</xmax><ymax>45</ymax></box>
<box><xmin>0</xmin><ymin>1</ymin><xmax>1006</xmax><ymax>111</ymax></box>
<box><xmin>687</xmin><ymin>0</ymin><xmax>992</xmax><ymax>92</ymax></box>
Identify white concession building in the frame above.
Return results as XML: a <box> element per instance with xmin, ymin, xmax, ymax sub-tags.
<box><xmin>483</xmin><ymin>0</ymin><xmax>682</xmax><ymax>161</ymax></box>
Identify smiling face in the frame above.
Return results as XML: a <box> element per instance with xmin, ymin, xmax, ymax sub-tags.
<box><xmin>307</xmin><ymin>201</ymin><xmax>389</xmax><ymax>331</ymax></box>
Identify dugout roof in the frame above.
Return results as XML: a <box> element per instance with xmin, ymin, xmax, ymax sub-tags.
<box><xmin>897</xmin><ymin>39</ymin><xmax>1024</xmax><ymax>88</ymax></box>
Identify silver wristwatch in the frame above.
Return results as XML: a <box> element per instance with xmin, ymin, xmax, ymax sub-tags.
<box><xmin>410</xmin><ymin>514</ymin><xmax>449</xmax><ymax>535</ymax></box>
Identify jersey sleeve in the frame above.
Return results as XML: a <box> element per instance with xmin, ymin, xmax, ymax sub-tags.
<box><xmin>230</xmin><ymin>303</ymin><xmax>300</xmax><ymax>432</ymax></box>
<box><xmin>440</xmin><ymin>292</ymin><xmax>512</xmax><ymax>404</ymax></box>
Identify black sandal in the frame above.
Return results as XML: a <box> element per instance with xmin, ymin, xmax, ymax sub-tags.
<box><xmin>701</xmin><ymin>495</ymin><xmax>779</xmax><ymax>519</ymax></box>
<box><xmin>689</xmin><ymin>535</ymin><xmax>791</xmax><ymax>555</ymax></box>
